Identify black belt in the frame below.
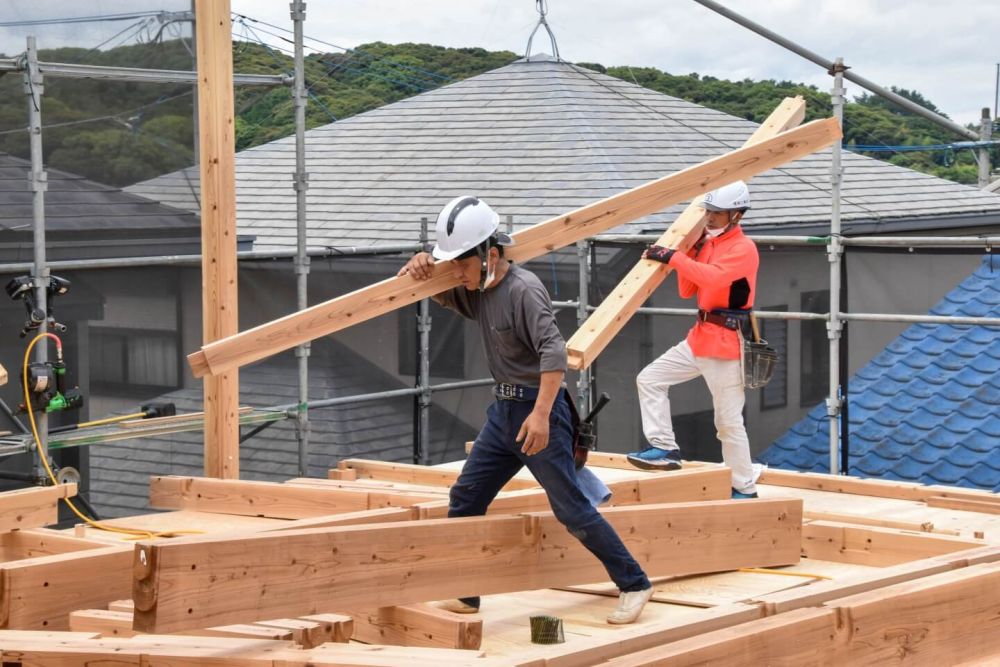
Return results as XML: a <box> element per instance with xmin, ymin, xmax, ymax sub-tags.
<box><xmin>697</xmin><ymin>309</ymin><xmax>750</xmax><ymax>331</ymax></box>
<box><xmin>494</xmin><ymin>382</ymin><xmax>540</xmax><ymax>401</ymax></box>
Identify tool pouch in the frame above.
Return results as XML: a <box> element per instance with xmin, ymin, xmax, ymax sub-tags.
<box><xmin>739</xmin><ymin>313</ymin><xmax>778</xmax><ymax>390</ymax></box>
<box><xmin>564</xmin><ymin>394</ymin><xmax>594</xmax><ymax>470</ymax></box>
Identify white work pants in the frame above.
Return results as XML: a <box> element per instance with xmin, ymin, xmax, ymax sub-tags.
<box><xmin>636</xmin><ymin>340</ymin><xmax>755</xmax><ymax>493</ymax></box>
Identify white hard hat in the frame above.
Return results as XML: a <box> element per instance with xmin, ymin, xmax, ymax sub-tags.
<box><xmin>431</xmin><ymin>196</ymin><xmax>513</xmax><ymax>260</ymax></box>
<box><xmin>702</xmin><ymin>181</ymin><xmax>751</xmax><ymax>212</ymax></box>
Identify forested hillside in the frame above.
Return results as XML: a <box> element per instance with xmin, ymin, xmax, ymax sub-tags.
<box><xmin>0</xmin><ymin>39</ymin><xmax>989</xmax><ymax>187</ymax></box>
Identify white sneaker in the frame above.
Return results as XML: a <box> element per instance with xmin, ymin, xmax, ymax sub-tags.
<box><xmin>607</xmin><ymin>586</ymin><xmax>654</xmax><ymax>624</ymax></box>
<box><xmin>437</xmin><ymin>599</ymin><xmax>480</xmax><ymax>614</ymax></box>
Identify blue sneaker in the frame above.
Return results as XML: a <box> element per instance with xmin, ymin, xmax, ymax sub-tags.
<box><xmin>731</xmin><ymin>488</ymin><xmax>759</xmax><ymax>499</ymax></box>
<box><xmin>626</xmin><ymin>447</ymin><xmax>682</xmax><ymax>471</ymax></box>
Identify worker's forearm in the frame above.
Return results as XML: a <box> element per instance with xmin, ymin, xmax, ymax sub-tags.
<box><xmin>532</xmin><ymin>370</ymin><xmax>564</xmax><ymax>417</ymax></box>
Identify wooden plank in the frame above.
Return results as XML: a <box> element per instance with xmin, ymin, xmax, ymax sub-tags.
<box><xmin>195</xmin><ymin>0</ymin><xmax>239</xmax><ymax>478</ymax></box>
<box><xmin>350</xmin><ymin>603</ymin><xmax>483</xmax><ymax>650</ymax></box>
<box><xmin>0</xmin><ymin>632</ymin><xmax>500</xmax><ymax>667</ymax></box>
<box><xmin>599</xmin><ymin>607</ymin><xmax>837</xmax><ymax>666</ymax></box>
<box><xmin>297</xmin><ymin>613</ymin><xmax>354</xmax><ymax>643</ymax></box>
<box><xmin>804</xmin><ymin>509</ymin><xmax>958</xmax><ymax>535</ymax></box>
<box><xmin>926</xmin><ymin>495</ymin><xmax>1000</xmax><ymax>515</ymax></box>
<box><xmin>751</xmin><ymin>544</ymin><xmax>1000</xmax><ymax>616</ymax></box>
<box><xmin>412</xmin><ymin>467</ymin><xmax>732</xmax><ymax>519</ymax></box>
<box><xmin>565</xmin><ymin>96</ymin><xmax>807</xmax><ymax>370</ymax></box>
<box><xmin>132</xmin><ymin>499</ymin><xmax>802</xmax><ymax>633</ymax></box>
<box><xmin>801</xmin><ymin>520</ymin><xmax>984</xmax><ymax>567</ymax></box>
<box><xmin>603</xmin><ymin>563</ymin><xmax>1000</xmax><ymax>666</ymax></box>
<box><xmin>68</xmin><ymin>609</ymin><xmax>136</xmax><ymax>637</ymax></box>
<box><xmin>188</xmin><ymin>117</ymin><xmax>842</xmax><ymax>378</ymax></box>
<box><xmin>108</xmin><ymin>599</ymin><xmax>134</xmax><ymax>613</ymax></box>
<box><xmin>287</xmin><ymin>476</ymin><xmax>452</xmax><ymax>496</ymax></box>
<box><xmin>0</xmin><ymin>484</ymin><xmax>76</xmax><ymax>534</ymax></box>
<box><xmin>0</xmin><ymin>528</ymin><xmax>108</xmax><ymax>562</ymax></box>
<box><xmin>761</xmin><ymin>468</ymin><xmax>1000</xmax><ymax>506</ymax></box>
<box><xmin>0</xmin><ymin>545</ymin><xmax>132</xmax><ymax>629</ymax></box>
<box><xmin>338</xmin><ymin>459</ymin><xmax>541</xmax><ymax>491</ymax></box>
<box><xmin>258</xmin><ymin>507</ymin><xmax>416</xmax><ymax>532</ymax></box>
<box><xmin>148</xmin><ymin>476</ymin><xmax>440</xmax><ymax>519</ymax></box>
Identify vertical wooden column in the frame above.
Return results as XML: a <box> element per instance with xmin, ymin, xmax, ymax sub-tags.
<box><xmin>196</xmin><ymin>0</ymin><xmax>239</xmax><ymax>478</ymax></box>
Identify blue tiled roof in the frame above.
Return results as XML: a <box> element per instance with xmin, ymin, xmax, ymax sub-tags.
<box><xmin>761</xmin><ymin>254</ymin><xmax>1000</xmax><ymax>492</ymax></box>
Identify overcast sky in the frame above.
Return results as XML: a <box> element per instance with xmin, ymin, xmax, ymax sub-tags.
<box><xmin>2</xmin><ymin>1</ymin><xmax>998</xmax><ymax>126</ymax></box>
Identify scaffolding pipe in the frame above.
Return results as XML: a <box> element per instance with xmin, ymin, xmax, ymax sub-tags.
<box><xmin>24</xmin><ymin>36</ymin><xmax>48</xmax><ymax>481</ymax></box>
<box><xmin>981</xmin><ymin>107</ymin><xmax>994</xmax><ymax>189</ymax></box>
<box><xmin>575</xmin><ymin>240</ymin><xmax>591</xmax><ymax>414</ymax></box>
<box><xmin>593</xmin><ymin>234</ymin><xmax>1000</xmax><ymax>248</ymax></box>
<box><xmin>0</xmin><ymin>59</ymin><xmax>289</xmax><ymax>86</ymax></box>
<box><xmin>290</xmin><ymin>0</ymin><xmax>310</xmax><ymax>477</ymax></box>
<box><xmin>0</xmin><ymin>244</ymin><xmax>425</xmax><ymax>273</ymax></box>
<box><xmin>692</xmin><ymin>0</ymin><xmax>981</xmax><ymax>142</ymax></box>
<box><xmin>827</xmin><ymin>58</ymin><xmax>846</xmax><ymax>475</ymax></box>
<box><xmin>416</xmin><ymin>218</ymin><xmax>433</xmax><ymax>465</ymax></box>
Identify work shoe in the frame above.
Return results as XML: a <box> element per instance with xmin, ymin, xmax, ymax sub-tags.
<box><xmin>437</xmin><ymin>597</ymin><xmax>480</xmax><ymax>614</ymax></box>
<box><xmin>626</xmin><ymin>447</ymin><xmax>682</xmax><ymax>471</ymax></box>
<box><xmin>731</xmin><ymin>488</ymin><xmax>759</xmax><ymax>499</ymax></box>
<box><xmin>607</xmin><ymin>586</ymin><xmax>654</xmax><ymax>624</ymax></box>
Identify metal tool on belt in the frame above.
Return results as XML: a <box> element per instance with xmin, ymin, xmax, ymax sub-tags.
<box><xmin>569</xmin><ymin>392</ymin><xmax>611</xmax><ymax>470</ymax></box>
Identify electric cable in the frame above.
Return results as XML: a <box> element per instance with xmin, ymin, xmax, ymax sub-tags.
<box><xmin>22</xmin><ymin>333</ymin><xmax>202</xmax><ymax>540</ymax></box>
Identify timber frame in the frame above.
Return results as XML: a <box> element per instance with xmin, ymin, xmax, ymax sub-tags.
<box><xmin>0</xmin><ymin>459</ymin><xmax>998</xmax><ymax>664</ymax></box>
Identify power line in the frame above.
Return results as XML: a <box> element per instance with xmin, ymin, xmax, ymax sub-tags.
<box><xmin>0</xmin><ymin>11</ymin><xmax>167</xmax><ymax>27</ymax></box>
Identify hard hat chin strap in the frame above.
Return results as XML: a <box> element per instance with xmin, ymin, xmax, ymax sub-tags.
<box><xmin>476</xmin><ymin>238</ymin><xmax>496</xmax><ymax>291</ymax></box>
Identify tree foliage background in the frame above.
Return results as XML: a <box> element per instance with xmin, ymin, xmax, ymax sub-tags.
<box><xmin>0</xmin><ymin>38</ymin><xmax>992</xmax><ymax>187</ymax></box>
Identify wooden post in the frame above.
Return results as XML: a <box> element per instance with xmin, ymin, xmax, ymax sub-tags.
<box><xmin>195</xmin><ymin>0</ymin><xmax>240</xmax><ymax>478</ymax></box>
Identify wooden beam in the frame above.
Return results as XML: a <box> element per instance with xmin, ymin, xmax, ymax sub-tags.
<box><xmin>760</xmin><ymin>468</ymin><xmax>1000</xmax><ymax>506</ymax></box>
<box><xmin>413</xmin><ymin>467</ymin><xmax>732</xmax><ymax>519</ymax></box>
<box><xmin>188</xmin><ymin>117</ymin><xmax>842</xmax><ymax>378</ymax></box>
<box><xmin>68</xmin><ymin>609</ymin><xmax>137</xmax><ymax>637</ymax></box>
<box><xmin>0</xmin><ymin>484</ymin><xmax>76</xmax><ymax>534</ymax></box>
<box><xmin>751</xmin><ymin>544</ymin><xmax>1000</xmax><ymax>616</ymax></box>
<box><xmin>148</xmin><ymin>476</ymin><xmax>439</xmax><ymax>519</ymax></box>
<box><xmin>801</xmin><ymin>520</ymin><xmax>983</xmax><ymax>567</ymax></box>
<box><xmin>0</xmin><ymin>632</ymin><xmax>501</xmax><ymax>666</ymax></box>
<box><xmin>350</xmin><ymin>603</ymin><xmax>482</xmax><ymax>650</ymax></box>
<box><xmin>259</xmin><ymin>507</ymin><xmax>416</xmax><ymax>532</ymax></box>
<box><xmin>564</xmin><ymin>96</ymin><xmax>807</xmax><ymax>370</ymax></box>
<box><xmin>132</xmin><ymin>499</ymin><xmax>802</xmax><ymax>633</ymax></box>
<box><xmin>195</xmin><ymin>0</ymin><xmax>239</xmax><ymax>478</ymax></box>
<box><xmin>926</xmin><ymin>495</ymin><xmax>1000</xmax><ymax>515</ymax></box>
<box><xmin>0</xmin><ymin>545</ymin><xmax>132</xmax><ymax>629</ymax></box>
<box><xmin>337</xmin><ymin>459</ymin><xmax>541</xmax><ymax>491</ymax></box>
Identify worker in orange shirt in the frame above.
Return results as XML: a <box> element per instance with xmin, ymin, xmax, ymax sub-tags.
<box><xmin>626</xmin><ymin>181</ymin><xmax>760</xmax><ymax>499</ymax></box>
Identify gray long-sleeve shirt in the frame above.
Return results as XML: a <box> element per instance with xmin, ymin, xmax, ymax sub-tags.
<box><xmin>434</xmin><ymin>264</ymin><xmax>568</xmax><ymax>387</ymax></box>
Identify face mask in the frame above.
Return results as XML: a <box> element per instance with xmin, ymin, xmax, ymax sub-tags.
<box><xmin>705</xmin><ymin>226</ymin><xmax>727</xmax><ymax>238</ymax></box>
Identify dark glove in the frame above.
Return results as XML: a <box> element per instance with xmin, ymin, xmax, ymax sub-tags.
<box><xmin>645</xmin><ymin>245</ymin><xmax>676</xmax><ymax>264</ymax></box>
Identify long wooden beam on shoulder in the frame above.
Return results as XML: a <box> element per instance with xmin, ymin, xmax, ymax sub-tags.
<box><xmin>188</xmin><ymin>116</ymin><xmax>841</xmax><ymax>378</ymax></box>
<box><xmin>132</xmin><ymin>498</ymin><xmax>802</xmax><ymax>633</ymax></box>
<box><xmin>565</xmin><ymin>96</ymin><xmax>807</xmax><ymax>370</ymax></box>
<box><xmin>0</xmin><ymin>484</ymin><xmax>76</xmax><ymax>534</ymax></box>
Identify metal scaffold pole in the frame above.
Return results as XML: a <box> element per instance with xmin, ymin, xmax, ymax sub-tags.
<box><xmin>576</xmin><ymin>240</ymin><xmax>591</xmax><ymax>414</ymax></box>
<box><xmin>291</xmin><ymin>0</ymin><xmax>311</xmax><ymax>476</ymax></box>
<box><xmin>416</xmin><ymin>217</ymin><xmax>432</xmax><ymax>465</ymax></box>
<box><xmin>827</xmin><ymin>58</ymin><xmax>846</xmax><ymax>475</ymax></box>
<box><xmin>24</xmin><ymin>36</ymin><xmax>49</xmax><ymax>481</ymax></box>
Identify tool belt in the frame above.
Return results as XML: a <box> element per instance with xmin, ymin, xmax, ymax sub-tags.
<box><xmin>697</xmin><ymin>308</ymin><xmax>752</xmax><ymax>335</ymax></box>
<box><xmin>493</xmin><ymin>382</ymin><xmax>539</xmax><ymax>401</ymax></box>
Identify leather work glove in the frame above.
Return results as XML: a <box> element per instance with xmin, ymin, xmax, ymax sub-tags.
<box><xmin>644</xmin><ymin>244</ymin><xmax>676</xmax><ymax>264</ymax></box>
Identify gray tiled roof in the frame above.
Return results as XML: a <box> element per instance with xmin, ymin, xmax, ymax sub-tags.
<box><xmin>88</xmin><ymin>340</ymin><xmax>479</xmax><ymax>518</ymax></box>
<box><xmin>127</xmin><ymin>56</ymin><xmax>1000</xmax><ymax>251</ymax></box>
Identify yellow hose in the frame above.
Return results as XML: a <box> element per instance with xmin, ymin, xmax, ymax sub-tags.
<box><xmin>23</xmin><ymin>333</ymin><xmax>200</xmax><ymax>541</ymax></box>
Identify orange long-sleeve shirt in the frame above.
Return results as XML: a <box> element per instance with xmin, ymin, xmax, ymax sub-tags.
<box><xmin>666</xmin><ymin>225</ymin><xmax>759</xmax><ymax>360</ymax></box>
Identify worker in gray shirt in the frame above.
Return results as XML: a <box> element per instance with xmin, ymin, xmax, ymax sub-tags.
<box><xmin>399</xmin><ymin>195</ymin><xmax>653</xmax><ymax>624</ymax></box>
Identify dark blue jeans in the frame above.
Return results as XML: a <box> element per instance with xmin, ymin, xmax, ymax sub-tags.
<box><xmin>449</xmin><ymin>390</ymin><xmax>650</xmax><ymax>607</ymax></box>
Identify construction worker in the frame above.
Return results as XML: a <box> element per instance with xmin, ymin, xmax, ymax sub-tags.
<box><xmin>627</xmin><ymin>181</ymin><xmax>760</xmax><ymax>499</ymax></box>
<box><xmin>399</xmin><ymin>195</ymin><xmax>653</xmax><ymax>624</ymax></box>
